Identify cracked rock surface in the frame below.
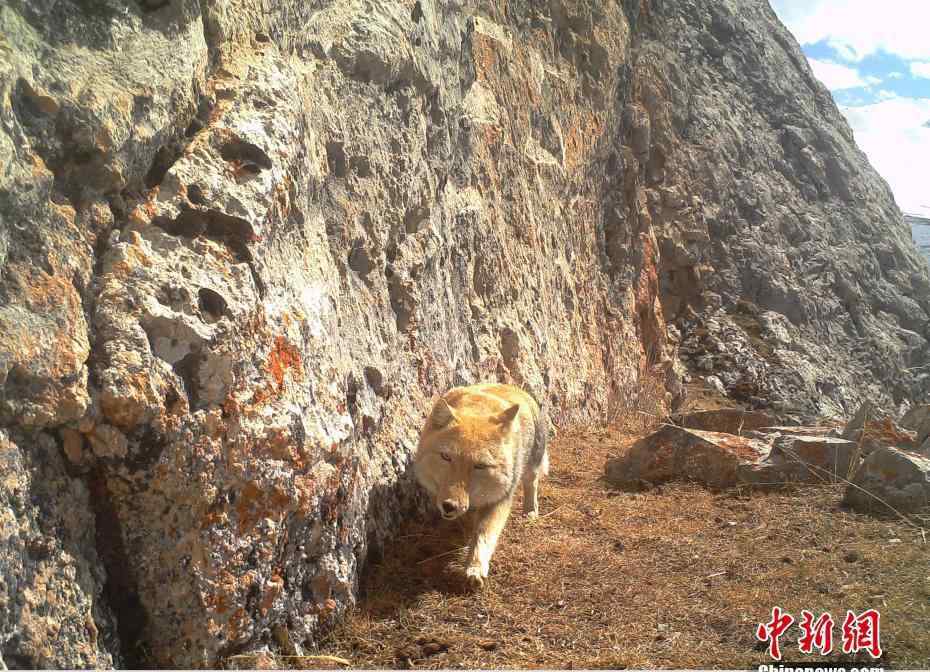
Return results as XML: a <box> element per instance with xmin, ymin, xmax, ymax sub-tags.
<box><xmin>637</xmin><ymin>1</ymin><xmax>930</xmax><ymax>417</ymax></box>
<box><xmin>0</xmin><ymin>0</ymin><xmax>927</xmax><ymax>667</ymax></box>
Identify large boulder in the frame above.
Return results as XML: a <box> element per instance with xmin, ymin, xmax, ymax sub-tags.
<box><xmin>844</xmin><ymin>448</ymin><xmax>930</xmax><ymax>514</ymax></box>
<box><xmin>605</xmin><ymin>425</ymin><xmax>859</xmax><ymax>490</ymax></box>
<box><xmin>605</xmin><ymin>425</ymin><xmax>772</xmax><ymax>490</ymax></box>
<box><xmin>841</xmin><ymin>403</ymin><xmax>917</xmax><ymax>455</ymax></box>
<box><xmin>769</xmin><ymin>435</ymin><xmax>859</xmax><ymax>483</ymax></box>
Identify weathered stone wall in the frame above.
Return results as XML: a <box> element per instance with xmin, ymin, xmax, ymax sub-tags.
<box><xmin>0</xmin><ymin>0</ymin><xmax>670</xmax><ymax>666</ymax></box>
<box><xmin>1</xmin><ymin>0</ymin><xmax>927</xmax><ymax>668</ymax></box>
<box><xmin>627</xmin><ymin>1</ymin><xmax>930</xmax><ymax>417</ymax></box>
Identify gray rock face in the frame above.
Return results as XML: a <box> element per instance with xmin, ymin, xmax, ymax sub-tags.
<box><xmin>0</xmin><ymin>0</ymin><xmax>669</xmax><ymax>666</ymax></box>
<box><xmin>906</xmin><ymin>214</ymin><xmax>930</xmax><ymax>264</ymax></box>
<box><xmin>0</xmin><ymin>430</ymin><xmax>118</xmax><ymax>669</ymax></box>
<box><xmin>901</xmin><ymin>404</ymin><xmax>930</xmax><ymax>450</ymax></box>
<box><xmin>639</xmin><ymin>2</ymin><xmax>930</xmax><ymax>416</ymax></box>
<box><xmin>0</xmin><ymin>0</ymin><xmax>928</xmax><ymax>667</ymax></box>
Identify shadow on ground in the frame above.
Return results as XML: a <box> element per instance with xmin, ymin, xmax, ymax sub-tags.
<box><xmin>360</xmin><ymin>515</ymin><xmax>478</xmax><ymax>617</ymax></box>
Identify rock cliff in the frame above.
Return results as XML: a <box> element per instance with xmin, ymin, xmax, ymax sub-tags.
<box><xmin>0</xmin><ymin>0</ymin><xmax>927</xmax><ymax>667</ymax></box>
<box><xmin>631</xmin><ymin>2</ymin><xmax>930</xmax><ymax>418</ymax></box>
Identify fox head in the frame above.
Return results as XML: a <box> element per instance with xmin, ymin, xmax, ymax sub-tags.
<box><xmin>414</xmin><ymin>398</ymin><xmax>520</xmax><ymax>520</ymax></box>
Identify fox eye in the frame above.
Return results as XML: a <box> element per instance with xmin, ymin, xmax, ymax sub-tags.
<box><xmin>474</xmin><ymin>463</ymin><xmax>491</xmax><ymax>470</ymax></box>
<box><xmin>440</xmin><ymin>452</ymin><xmax>452</xmax><ymax>462</ymax></box>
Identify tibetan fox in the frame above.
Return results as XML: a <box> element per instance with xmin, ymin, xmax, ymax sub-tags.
<box><xmin>414</xmin><ymin>383</ymin><xmax>548</xmax><ymax>588</ymax></box>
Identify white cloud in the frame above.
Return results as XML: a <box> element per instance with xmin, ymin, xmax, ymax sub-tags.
<box><xmin>771</xmin><ymin>1</ymin><xmax>930</xmax><ymax>62</ymax></box>
<box><xmin>807</xmin><ymin>58</ymin><xmax>867</xmax><ymax>90</ymax></box>
<box><xmin>864</xmin><ymin>75</ymin><xmax>883</xmax><ymax>86</ymax></box>
<box><xmin>840</xmin><ymin>97</ymin><xmax>930</xmax><ymax>214</ymax></box>
<box><xmin>771</xmin><ymin>3</ymin><xmax>930</xmax><ymax>217</ymax></box>
<box><xmin>829</xmin><ymin>40</ymin><xmax>859</xmax><ymax>62</ymax></box>
<box><xmin>911</xmin><ymin>62</ymin><xmax>930</xmax><ymax>79</ymax></box>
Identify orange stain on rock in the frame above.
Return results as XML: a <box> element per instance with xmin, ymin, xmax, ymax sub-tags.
<box><xmin>260</xmin><ymin>573</ymin><xmax>283</xmax><ymax>616</ymax></box>
<box><xmin>235</xmin><ymin>481</ymin><xmax>293</xmax><ymax>535</ymax></box>
<box><xmin>636</xmin><ymin>232</ymin><xmax>659</xmax><ymax>307</ymax></box>
<box><xmin>471</xmin><ymin>33</ymin><xmax>501</xmax><ymax>83</ymax></box>
<box><xmin>267</xmin><ymin>335</ymin><xmax>303</xmax><ymax>391</ymax></box>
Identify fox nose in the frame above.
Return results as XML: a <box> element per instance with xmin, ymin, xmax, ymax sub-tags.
<box><xmin>441</xmin><ymin>500</ymin><xmax>458</xmax><ymax>516</ymax></box>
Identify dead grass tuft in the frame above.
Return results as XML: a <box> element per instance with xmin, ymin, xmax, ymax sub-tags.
<box><xmin>605</xmin><ymin>364</ymin><xmax>668</xmax><ymax>434</ymax></box>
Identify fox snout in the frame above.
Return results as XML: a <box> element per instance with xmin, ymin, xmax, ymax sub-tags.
<box><xmin>438</xmin><ymin>496</ymin><xmax>467</xmax><ymax>520</ymax></box>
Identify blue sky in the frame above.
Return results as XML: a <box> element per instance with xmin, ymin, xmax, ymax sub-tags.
<box><xmin>770</xmin><ymin>1</ymin><xmax>930</xmax><ymax>216</ymax></box>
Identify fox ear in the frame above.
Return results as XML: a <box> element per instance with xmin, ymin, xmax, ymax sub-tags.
<box><xmin>431</xmin><ymin>399</ymin><xmax>458</xmax><ymax>428</ymax></box>
<box><xmin>495</xmin><ymin>404</ymin><xmax>520</xmax><ymax>426</ymax></box>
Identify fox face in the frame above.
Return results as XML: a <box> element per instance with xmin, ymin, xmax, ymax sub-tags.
<box><xmin>414</xmin><ymin>384</ymin><xmax>547</xmax><ymax>589</ymax></box>
<box><xmin>415</xmin><ymin>399</ymin><xmax>520</xmax><ymax>520</ymax></box>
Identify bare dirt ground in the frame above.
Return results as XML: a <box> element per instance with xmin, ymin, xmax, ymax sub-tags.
<box><xmin>290</xmin><ymin>427</ymin><xmax>930</xmax><ymax>670</ymax></box>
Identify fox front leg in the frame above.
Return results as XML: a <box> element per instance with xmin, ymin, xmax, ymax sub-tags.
<box><xmin>522</xmin><ymin>468</ymin><xmax>540</xmax><ymax>519</ymax></box>
<box><xmin>465</xmin><ymin>496</ymin><xmax>513</xmax><ymax>590</ymax></box>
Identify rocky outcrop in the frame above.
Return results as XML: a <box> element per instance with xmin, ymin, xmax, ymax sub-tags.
<box><xmin>604</xmin><ymin>423</ymin><xmax>858</xmax><ymax>490</ymax></box>
<box><xmin>906</xmin><ymin>214</ymin><xmax>930</xmax><ymax>263</ymax></box>
<box><xmin>635</xmin><ymin>3</ymin><xmax>930</xmax><ymax>417</ymax></box>
<box><xmin>841</xmin><ymin>401</ymin><xmax>919</xmax><ymax>455</ymax></box>
<box><xmin>1</xmin><ymin>0</ymin><xmax>928</xmax><ymax>667</ymax></box>
<box><xmin>606</xmin><ymin>407</ymin><xmax>926</xmax><ymax>513</ymax></box>
<box><xmin>901</xmin><ymin>404</ymin><xmax>930</xmax><ymax>452</ymax></box>
<box><xmin>1</xmin><ymin>0</ymin><xmax>669</xmax><ymax>666</ymax></box>
<box><xmin>844</xmin><ymin>447</ymin><xmax>930</xmax><ymax>514</ymax></box>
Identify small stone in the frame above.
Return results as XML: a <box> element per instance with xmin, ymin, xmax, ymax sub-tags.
<box><xmin>705</xmin><ymin>375</ymin><xmax>726</xmax><ymax>395</ymax></box>
<box><xmin>420</xmin><ymin>641</ymin><xmax>448</xmax><ymax>657</ymax></box>
<box><xmin>60</xmin><ymin>428</ymin><xmax>85</xmax><ymax>464</ymax></box>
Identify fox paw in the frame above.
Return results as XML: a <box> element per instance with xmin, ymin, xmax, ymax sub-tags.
<box><xmin>525</xmin><ymin>509</ymin><xmax>539</xmax><ymax>521</ymax></box>
<box><xmin>465</xmin><ymin>567</ymin><xmax>485</xmax><ymax>591</ymax></box>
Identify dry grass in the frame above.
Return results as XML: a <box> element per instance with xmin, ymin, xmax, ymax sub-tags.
<box><xmin>605</xmin><ymin>365</ymin><xmax>668</xmax><ymax>434</ymax></box>
<box><xmin>271</xmin><ymin>428</ymin><xmax>930</xmax><ymax>670</ymax></box>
